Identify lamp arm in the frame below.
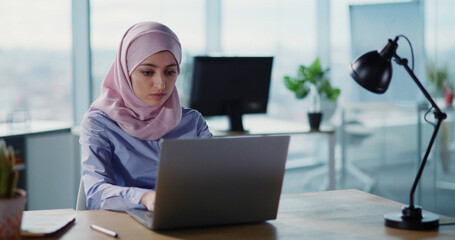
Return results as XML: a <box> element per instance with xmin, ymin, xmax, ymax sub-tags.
<box><xmin>410</xmin><ymin>116</ymin><xmax>443</xmax><ymax>208</ymax></box>
<box><xmin>393</xmin><ymin>53</ymin><xmax>447</xmax><ymax>208</ymax></box>
<box><xmin>393</xmin><ymin>53</ymin><xmax>443</xmax><ymax>114</ymax></box>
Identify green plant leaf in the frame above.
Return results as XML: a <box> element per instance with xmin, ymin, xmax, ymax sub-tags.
<box><xmin>297</xmin><ymin>65</ymin><xmax>307</xmax><ymax>79</ymax></box>
<box><xmin>283</xmin><ymin>58</ymin><xmax>340</xmax><ymax>102</ymax></box>
<box><xmin>427</xmin><ymin>60</ymin><xmax>451</xmax><ymax>97</ymax></box>
<box><xmin>295</xmin><ymin>83</ymin><xmax>310</xmax><ymax>99</ymax></box>
<box><xmin>283</xmin><ymin>76</ymin><xmax>298</xmax><ymax>91</ymax></box>
<box><xmin>0</xmin><ymin>140</ymin><xmax>18</xmax><ymax>198</ymax></box>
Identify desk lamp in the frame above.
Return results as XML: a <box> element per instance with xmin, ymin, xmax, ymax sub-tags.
<box><xmin>348</xmin><ymin>35</ymin><xmax>445</xmax><ymax>230</ymax></box>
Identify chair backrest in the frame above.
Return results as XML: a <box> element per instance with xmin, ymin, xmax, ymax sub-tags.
<box><xmin>76</xmin><ymin>178</ymin><xmax>88</xmax><ymax>210</ymax></box>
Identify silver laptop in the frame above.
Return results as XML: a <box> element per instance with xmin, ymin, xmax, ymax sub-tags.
<box><xmin>126</xmin><ymin>135</ymin><xmax>290</xmax><ymax>230</ymax></box>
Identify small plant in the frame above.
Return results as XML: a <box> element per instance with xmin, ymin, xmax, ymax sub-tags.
<box><xmin>283</xmin><ymin>58</ymin><xmax>340</xmax><ymax>112</ymax></box>
<box><xmin>0</xmin><ymin>139</ymin><xmax>18</xmax><ymax>198</ymax></box>
<box><xmin>426</xmin><ymin>60</ymin><xmax>449</xmax><ymax>98</ymax></box>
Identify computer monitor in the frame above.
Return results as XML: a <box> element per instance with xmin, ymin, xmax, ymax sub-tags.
<box><xmin>189</xmin><ymin>56</ymin><xmax>273</xmax><ymax>132</ymax></box>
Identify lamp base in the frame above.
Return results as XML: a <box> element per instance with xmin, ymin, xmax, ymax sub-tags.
<box><xmin>384</xmin><ymin>206</ymin><xmax>439</xmax><ymax>230</ymax></box>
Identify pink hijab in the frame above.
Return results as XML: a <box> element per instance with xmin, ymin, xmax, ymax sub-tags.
<box><xmin>90</xmin><ymin>22</ymin><xmax>182</xmax><ymax>140</ymax></box>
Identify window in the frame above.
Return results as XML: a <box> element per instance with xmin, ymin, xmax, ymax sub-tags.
<box><xmin>222</xmin><ymin>0</ymin><xmax>317</xmax><ymax>121</ymax></box>
<box><xmin>425</xmin><ymin>0</ymin><xmax>455</xmax><ymax>96</ymax></box>
<box><xmin>0</xmin><ymin>1</ymin><xmax>72</xmax><ymax>122</ymax></box>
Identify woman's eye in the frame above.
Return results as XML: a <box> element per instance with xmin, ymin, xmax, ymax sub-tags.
<box><xmin>166</xmin><ymin>70</ymin><xmax>177</xmax><ymax>76</ymax></box>
<box><xmin>142</xmin><ymin>71</ymin><xmax>153</xmax><ymax>76</ymax></box>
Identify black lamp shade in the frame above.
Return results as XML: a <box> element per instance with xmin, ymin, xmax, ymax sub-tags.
<box><xmin>349</xmin><ymin>50</ymin><xmax>392</xmax><ymax>94</ymax></box>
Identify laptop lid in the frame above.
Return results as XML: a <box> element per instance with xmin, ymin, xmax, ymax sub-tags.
<box><xmin>149</xmin><ymin>135</ymin><xmax>290</xmax><ymax>230</ymax></box>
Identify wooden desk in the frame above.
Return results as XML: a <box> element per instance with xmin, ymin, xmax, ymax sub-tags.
<box><xmin>29</xmin><ymin>189</ymin><xmax>455</xmax><ymax>239</ymax></box>
<box><xmin>207</xmin><ymin>116</ymin><xmax>336</xmax><ymax>190</ymax></box>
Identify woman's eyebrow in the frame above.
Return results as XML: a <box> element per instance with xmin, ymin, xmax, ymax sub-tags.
<box><xmin>139</xmin><ymin>63</ymin><xmax>178</xmax><ymax>68</ymax></box>
<box><xmin>165</xmin><ymin>63</ymin><xmax>178</xmax><ymax>68</ymax></box>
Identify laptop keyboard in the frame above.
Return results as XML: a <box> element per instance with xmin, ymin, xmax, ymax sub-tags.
<box><xmin>143</xmin><ymin>211</ymin><xmax>154</xmax><ymax>218</ymax></box>
<box><xmin>126</xmin><ymin>209</ymin><xmax>154</xmax><ymax>229</ymax></box>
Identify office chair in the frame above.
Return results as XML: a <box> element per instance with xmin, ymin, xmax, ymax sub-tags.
<box><xmin>76</xmin><ymin>178</ymin><xmax>88</xmax><ymax>211</ymax></box>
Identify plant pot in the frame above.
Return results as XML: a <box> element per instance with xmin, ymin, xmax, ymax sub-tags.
<box><xmin>444</xmin><ymin>91</ymin><xmax>453</xmax><ymax>108</ymax></box>
<box><xmin>308</xmin><ymin>112</ymin><xmax>323</xmax><ymax>130</ymax></box>
<box><xmin>0</xmin><ymin>189</ymin><xmax>27</xmax><ymax>240</ymax></box>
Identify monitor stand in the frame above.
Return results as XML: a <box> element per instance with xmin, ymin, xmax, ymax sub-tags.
<box><xmin>226</xmin><ymin>101</ymin><xmax>247</xmax><ymax>132</ymax></box>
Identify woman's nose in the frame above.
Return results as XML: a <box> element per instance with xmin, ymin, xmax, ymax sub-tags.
<box><xmin>152</xmin><ymin>73</ymin><xmax>165</xmax><ymax>90</ymax></box>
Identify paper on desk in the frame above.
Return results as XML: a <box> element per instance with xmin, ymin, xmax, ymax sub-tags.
<box><xmin>21</xmin><ymin>208</ymin><xmax>77</xmax><ymax>237</ymax></box>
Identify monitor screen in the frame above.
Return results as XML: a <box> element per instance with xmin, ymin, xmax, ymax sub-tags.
<box><xmin>189</xmin><ymin>56</ymin><xmax>274</xmax><ymax>132</ymax></box>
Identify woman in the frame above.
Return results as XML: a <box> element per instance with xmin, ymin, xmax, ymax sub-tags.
<box><xmin>79</xmin><ymin>22</ymin><xmax>212</xmax><ymax>211</ymax></box>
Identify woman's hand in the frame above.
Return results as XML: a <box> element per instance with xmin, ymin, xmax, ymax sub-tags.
<box><xmin>141</xmin><ymin>190</ymin><xmax>156</xmax><ymax>211</ymax></box>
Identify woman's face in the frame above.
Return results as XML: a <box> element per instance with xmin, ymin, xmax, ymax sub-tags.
<box><xmin>130</xmin><ymin>51</ymin><xmax>179</xmax><ymax>107</ymax></box>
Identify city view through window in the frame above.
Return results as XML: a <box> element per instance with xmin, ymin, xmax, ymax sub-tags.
<box><xmin>0</xmin><ymin>1</ymin><xmax>454</xmax><ymax>125</ymax></box>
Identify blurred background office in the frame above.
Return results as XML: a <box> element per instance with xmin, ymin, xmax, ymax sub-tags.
<box><xmin>1</xmin><ymin>0</ymin><xmax>454</xmax><ymax>217</ymax></box>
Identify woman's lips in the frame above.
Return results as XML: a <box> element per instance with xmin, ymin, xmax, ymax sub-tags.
<box><xmin>149</xmin><ymin>93</ymin><xmax>166</xmax><ymax>99</ymax></box>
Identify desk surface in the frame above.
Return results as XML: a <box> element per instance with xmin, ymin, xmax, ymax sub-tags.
<box><xmin>31</xmin><ymin>189</ymin><xmax>455</xmax><ymax>239</ymax></box>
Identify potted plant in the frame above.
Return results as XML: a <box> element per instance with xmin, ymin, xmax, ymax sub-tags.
<box><xmin>426</xmin><ymin>60</ymin><xmax>454</xmax><ymax>107</ymax></box>
<box><xmin>283</xmin><ymin>58</ymin><xmax>340</xmax><ymax>130</ymax></box>
<box><xmin>427</xmin><ymin>61</ymin><xmax>453</xmax><ymax>173</ymax></box>
<box><xmin>0</xmin><ymin>139</ymin><xmax>26</xmax><ymax>240</ymax></box>
<box><xmin>427</xmin><ymin>61</ymin><xmax>449</xmax><ymax>98</ymax></box>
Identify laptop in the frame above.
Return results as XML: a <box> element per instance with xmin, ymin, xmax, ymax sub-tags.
<box><xmin>126</xmin><ymin>135</ymin><xmax>290</xmax><ymax>230</ymax></box>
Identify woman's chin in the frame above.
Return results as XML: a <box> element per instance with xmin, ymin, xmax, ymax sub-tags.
<box><xmin>143</xmin><ymin>99</ymin><xmax>165</xmax><ymax>107</ymax></box>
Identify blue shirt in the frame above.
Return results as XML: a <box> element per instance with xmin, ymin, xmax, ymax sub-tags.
<box><xmin>79</xmin><ymin>108</ymin><xmax>212</xmax><ymax>211</ymax></box>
